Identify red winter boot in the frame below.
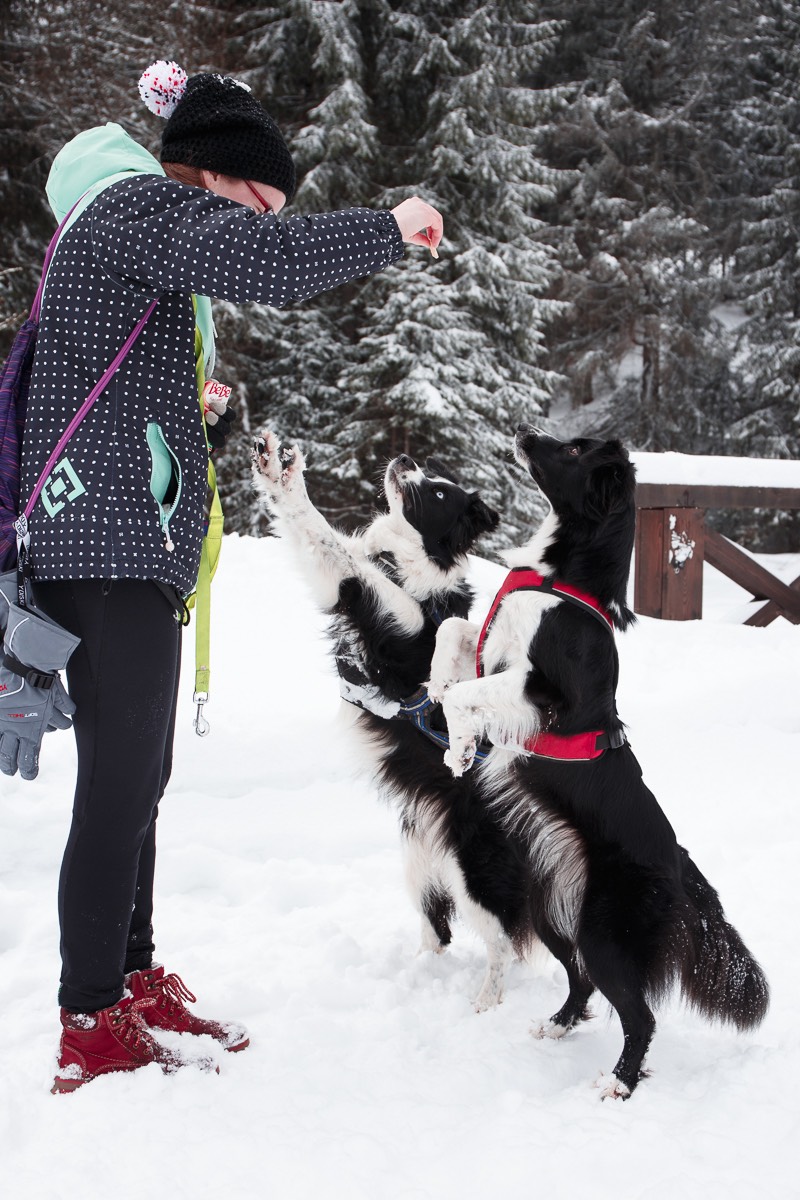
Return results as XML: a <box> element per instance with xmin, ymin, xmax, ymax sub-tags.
<box><xmin>52</xmin><ymin>994</ymin><xmax>216</xmax><ymax>1093</ymax></box>
<box><xmin>126</xmin><ymin>965</ymin><xmax>250</xmax><ymax>1052</ymax></box>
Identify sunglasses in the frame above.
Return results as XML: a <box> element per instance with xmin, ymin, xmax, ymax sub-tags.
<box><xmin>244</xmin><ymin>181</ymin><xmax>272</xmax><ymax>213</ymax></box>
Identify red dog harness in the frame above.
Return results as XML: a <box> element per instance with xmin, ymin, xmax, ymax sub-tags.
<box><xmin>476</xmin><ymin>568</ymin><xmax>623</xmax><ymax>762</ymax></box>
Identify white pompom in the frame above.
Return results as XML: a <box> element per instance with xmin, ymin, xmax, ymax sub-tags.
<box><xmin>138</xmin><ymin>60</ymin><xmax>188</xmax><ymax>119</ymax></box>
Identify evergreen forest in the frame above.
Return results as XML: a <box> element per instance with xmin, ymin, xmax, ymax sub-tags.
<box><xmin>2</xmin><ymin>0</ymin><xmax>798</xmax><ymax>551</ymax></box>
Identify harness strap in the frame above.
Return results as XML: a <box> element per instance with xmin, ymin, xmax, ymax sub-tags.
<box><xmin>336</xmin><ymin>561</ymin><xmax>483</xmax><ymax>757</ymax></box>
<box><xmin>522</xmin><ymin>727</ymin><xmax>626</xmax><ymax>761</ymax></box>
<box><xmin>338</xmin><ymin>679</ymin><xmax>491</xmax><ymax>764</ymax></box>
<box><xmin>476</xmin><ymin>568</ymin><xmax>614</xmax><ymax>678</ymax></box>
<box><xmin>396</xmin><ymin>686</ymin><xmax>489</xmax><ymax>763</ymax></box>
<box><xmin>476</xmin><ymin>567</ymin><xmax>624</xmax><ymax>761</ymax></box>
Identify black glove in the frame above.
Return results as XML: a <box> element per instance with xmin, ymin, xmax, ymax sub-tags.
<box><xmin>206</xmin><ymin>405</ymin><xmax>237</xmax><ymax>451</ymax></box>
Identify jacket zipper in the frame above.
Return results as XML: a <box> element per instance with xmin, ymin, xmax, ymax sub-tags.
<box><xmin>146</xmin><ymin>422</ymin><xmax>183</xmax><ymax>553</ymax></box>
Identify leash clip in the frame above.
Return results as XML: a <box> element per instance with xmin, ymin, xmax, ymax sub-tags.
<box><xmin>192</xmin><ymin>691</ymin><xmax>210</xmax><ymax>737</ymax></box>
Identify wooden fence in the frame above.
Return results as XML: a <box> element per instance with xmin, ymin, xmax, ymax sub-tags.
<box><xmin>631</xmin><ymin>453</ymin><xmax>800</xmax><ymax>625</ymax></box>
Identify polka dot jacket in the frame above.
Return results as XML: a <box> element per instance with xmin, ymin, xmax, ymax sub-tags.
<box><xmin>21</xmin><ymin>175</ymin><xmax>404</xmax><ymax>595</ymax></box>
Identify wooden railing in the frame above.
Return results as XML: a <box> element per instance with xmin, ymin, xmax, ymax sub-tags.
<box><xmin>631</xmin><ymin>453</ymin><xmax>800</xmax><ymax>624</ymax></box>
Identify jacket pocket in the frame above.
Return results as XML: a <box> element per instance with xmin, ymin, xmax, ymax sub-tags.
<box><xmin>146</xmin><ymin>422</ymin><xmax>183</xmax><ymax>552</ymax></box>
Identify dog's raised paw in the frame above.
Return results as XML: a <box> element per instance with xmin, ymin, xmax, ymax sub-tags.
<box><xmin>444</xmin><ymin>737</ymin><xmax>476</xmax><ymax>777</ymax></box>
<box><xmin>251</xmin><ymin>437</ymin><xmax>269</xmax><ymax>475</ymax></box>
<box><xmin>443</xmin><ymin>749</ymin><xmax>462</xmax><ymax>777</ymax></box>
<box><xmin>252</xmin><ymin>431</ymin><xmax>308</xmax><ymax>497</ymax></box>
<box><xmin>425</xmin><ymin>678</ymin><xmax>448</xmax><ymax>704</ymax></box>
<box><xmin>252</xmin><ymin>429</ymin><xmax>281</xmax><ymax>482</ymax></box>
<box><xmin>278</xmin><ymin>442</ymin><xmax>306</xmax><ymax>487</ymax></box>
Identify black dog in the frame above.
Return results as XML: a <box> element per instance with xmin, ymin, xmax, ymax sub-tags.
<box><xmin>252</xmin><ymin>432</ymin><xmax>539</xmax><ymax>1010</ymax></box>
<box><xmin>430</xmin><ymin>426</ymin><xmax>769</xmax><ymax>1098</ymax></box>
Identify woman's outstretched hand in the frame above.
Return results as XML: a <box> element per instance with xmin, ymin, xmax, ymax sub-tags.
<box><xmin>390</xmin><ymin>197</ymin><xmax>443</xmax><ymax>256</ymax></box>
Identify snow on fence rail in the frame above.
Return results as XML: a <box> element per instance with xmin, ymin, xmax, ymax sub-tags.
<box><xmin>631</xmin><ymin>451</ymin><xmax>800</xmax><ymax>489</ymax></box>
<box><xmin>630</xmin><ymin>452</ymin><xmax>800</xmax><ymax>624</ymax></box>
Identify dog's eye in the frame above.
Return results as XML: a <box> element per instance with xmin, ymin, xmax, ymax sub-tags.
<box><xmin>435</xmin><ymin>490</ymin><xmax>445</xmax><ymax>499</ymax></box>
<box><xmin>567</xmin><ymin>445</ymin><xmax>581</xmax><ymax>456</ymax></box>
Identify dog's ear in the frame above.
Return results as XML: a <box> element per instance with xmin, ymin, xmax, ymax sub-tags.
<box><xmin>440</xmin><ymin>493</ymin><xmax>500</xmax><ymax>562</ymax></box>
<box><xmin>426</xmin><ymin>456</ymin><xmax>461</xmax><ymax>484</ymax></box>
<box><xmin>426</xmin><ymin>492</ymin><xmax>502</xmax><ymax>567</ymax></box>
<box><xmin>585</xmin><ymin>442</ymin><xmax>636</xmax><ymax>520</ymax></box>
<box><xmin>467</xmin><ymin>494</ymin><xmax>501</xmax><ymax>537</ymax></box>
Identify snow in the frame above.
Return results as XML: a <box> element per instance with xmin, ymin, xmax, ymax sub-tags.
<box><xmin>668</xmin><ymin>513</ymin><xmax>696</xmax><ymax>571</ymax></box>
<box><xmin>632</xmin><ymin>450</ymin><xmax>800</xmax><ymax>488</ymax></box>
<box><xmin>711</xmin><ymin>303</ymin><xmax>749</xmax><ymax>333</ymax></box>
<box><xmin>1</xmin><ymin>533</ymin><xmax>798</xmax><ymax>1199</ymax></box>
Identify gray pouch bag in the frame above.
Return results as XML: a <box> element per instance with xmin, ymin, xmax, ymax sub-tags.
<box><xmin>0</xmin><ymin>571</ymin><xmax>80</xmax><ymax>780</ymax></box>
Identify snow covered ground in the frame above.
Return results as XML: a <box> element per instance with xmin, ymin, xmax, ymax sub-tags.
<box><xmin>1</xmin><ymin>532</ymin><xmax>797</xmax><ymax>1200</ymax></box>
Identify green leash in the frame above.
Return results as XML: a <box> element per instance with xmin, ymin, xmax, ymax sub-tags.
<box><xmin>188</xmin><ymin>309</ymin><xmax>224</xmax><ymax>736</ymax></box>
<box><xmin>192</xmin><ymin>536</ymin><xmax>212</xmax><ymax>735</ymax></box>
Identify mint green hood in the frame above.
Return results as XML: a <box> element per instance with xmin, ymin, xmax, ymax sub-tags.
<box><xmin>46</xmin><ymin>122</ymin><xmax>163</xmax><ymax>226</ymax></box>
<box><xmin>45</xmin><ymin>122</ymin><xmax>216</xmax><ymax>372</ymax></box>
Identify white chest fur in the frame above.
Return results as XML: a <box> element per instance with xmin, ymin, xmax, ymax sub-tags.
<box><xmin>480</xmin><ymin>589</ymin><xmax>559</xmax><ymax>676</ymax></box>
<box><xmin>481</xmin><ymin>507</ymin><xmax>561</xmax><ymax>676</ymax></box>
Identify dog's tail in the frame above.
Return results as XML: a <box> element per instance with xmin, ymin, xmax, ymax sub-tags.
<box><xmin>678</xmin><ymin>849</ymin><xmax>769</xmax><ymax>1031</ymax></box>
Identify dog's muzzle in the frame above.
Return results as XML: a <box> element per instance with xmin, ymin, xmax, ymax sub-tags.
<box><xmin>385</xmin><ymin>454</ymin><xmax>423</xmax><ymax>503</ymax></box>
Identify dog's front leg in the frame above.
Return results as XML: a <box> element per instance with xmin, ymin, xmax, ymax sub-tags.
<box><xmin>252</xmin><ymin>429</ymin><xmax>325</xmax><ymax>529</ymax></box>
<box><xmin>427</xmin><ymin>617</ymin><xmax>479</xmax><ymax>702</ymax></box>
<box><xmin>252</xmin><ymin>431</ymin><xmax>357</xmax><ymax>608</ymax></box>
<box><xmin>441</xmin><ymin>668</ymin><xmax>537</xmax><ymax>776</ymax></box>
<box><xmin>253</xmin><ymin>430</ymin><xmax>424</xmax><ymax>631</ymax></box>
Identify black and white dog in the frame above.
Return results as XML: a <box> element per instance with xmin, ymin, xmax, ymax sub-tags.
<box><xmin>252</xmin><ymin>431</ymin><xmax>536</xmax><ymax>1009</ymax></box>
<box><xmin>429</xmin><ymin>425</ymin><xmax>769</xmax><ymax>1098</ymax></box>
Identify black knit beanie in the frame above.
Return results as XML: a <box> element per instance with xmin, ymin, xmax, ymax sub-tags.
<box><xmin>139</xmin><ymin>60</ymin><xmax>296</xmax><ymax>201</ymax></box>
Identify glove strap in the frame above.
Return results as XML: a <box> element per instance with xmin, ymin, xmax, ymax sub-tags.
<box><xmin>2</xmin><ymin>651</ymin><xmax>56</xmax><ymax>690</ymax></box>
<box><xmin>15</xmin><ymin>534</ymin><xmax>33</xmax><ymax>610</ymax></box>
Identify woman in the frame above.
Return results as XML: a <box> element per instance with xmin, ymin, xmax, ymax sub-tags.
<box><xmin>18</xmin><ymin>60</ymin><xmax>443</xmax><ymax>1092</ymax></box>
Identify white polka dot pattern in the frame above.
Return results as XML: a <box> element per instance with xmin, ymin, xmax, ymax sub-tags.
<box><xmin>21</xmin><ymin>175</ymin><xmax>404</xmax><ymax>594</ymax></box>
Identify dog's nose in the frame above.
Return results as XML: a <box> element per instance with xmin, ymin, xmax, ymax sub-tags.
<box><xmin>517</xmin><ymin>422</ymin><xmax>533</xmax><ymax>434</ymax></box>
<box><xmin>396</xmin><ymin>454</ymin><xmax>414</xmax><ymax>469</ymax></box>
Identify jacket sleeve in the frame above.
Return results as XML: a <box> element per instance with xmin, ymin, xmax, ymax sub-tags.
<box><xmin>89</xmin><ymin>175</ymin><xmax>405</xmax><ymax>307</ymax></box>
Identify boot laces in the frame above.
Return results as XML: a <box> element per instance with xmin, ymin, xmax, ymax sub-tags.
<box><xmin>149</xmin><ymin>971</ymin><xmax>197</xmax><ymax>1014</ymax></box>
<box><xmin>111</xmin><ymin>997</ymin><xmax>157</xmax><ymax>1049</ymax></box>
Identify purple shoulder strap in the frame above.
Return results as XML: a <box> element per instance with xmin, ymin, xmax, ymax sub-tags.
<box><xmin>29</xmin><ymin>210</ymin><xmax>75</xmax><ymax>323</ymax></box>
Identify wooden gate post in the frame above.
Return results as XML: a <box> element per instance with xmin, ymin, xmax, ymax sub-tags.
<box><xmin>634</xmin><ymin>507</ymin><xmax>705</xmax><ymax>620</ymax></box>
<box><xmin>632</xmin><ymin>459</ymin><xmax>800</xmax><ymax>623</ymax></box>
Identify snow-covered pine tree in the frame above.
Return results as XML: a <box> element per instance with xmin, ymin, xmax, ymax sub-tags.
<box><xmin>0</xmin><ymin>0</ymin><xmax>53</xmax><ymax>353</ymax></box>
<box><xmin>208</xmin><ymin>0</ymin><xmax>388</xmax><ymax>531</ymax></box>
<box><xmin>534</xmin><ymin>0</ymin><xmax>740</xmax><ymax>454</ymax></box>
<box><xmin>211</xmin><ymin>0</ymin><xmax>569</xmax><ymax>550</ymax></box>
<box><xmin>728</xmin><ymin>0</ymin><xmax>800</xmax><ymax>457</ymax></box>
<box><xmin>721</xmin><ymin>0</ymin><xmax>800</xmax><ymax>548</ymax></box>
<box><xmin>0</xmin><ymin>0</ymin><xmax>209</xmax><ymax>356</ymax></box>
<box><xmin>331</xmin><ymin>0</ymin><xmax>569</xmax><ymax>547</ymax></box>
<box><xmin>326</xmin><ymin>2</ymin><xmax>568</xmax><ymax>547</ymax></box>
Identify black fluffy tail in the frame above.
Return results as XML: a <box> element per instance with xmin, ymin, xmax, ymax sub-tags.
<box><xmin>679</xmin><ymin>850</ymin><xmax>769</xmax><ymax>1031</ymax></box>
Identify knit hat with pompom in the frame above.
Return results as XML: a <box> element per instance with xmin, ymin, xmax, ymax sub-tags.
<box><xmin>138</xmin><ymin>60</ymin><xmax>296</xmax><ymax>201</ymax></box>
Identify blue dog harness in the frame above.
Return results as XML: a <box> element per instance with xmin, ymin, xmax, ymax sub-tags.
<box><xmin>337</xmin><ymin>553</ymin><xmax>489</xmax><ymax>762</ymax></box>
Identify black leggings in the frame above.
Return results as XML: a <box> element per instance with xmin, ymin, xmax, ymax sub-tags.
<box><xmin>35</xmin><ymin>579</ymin><xmax>182</xmax><ymax>1012</ymax></box>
